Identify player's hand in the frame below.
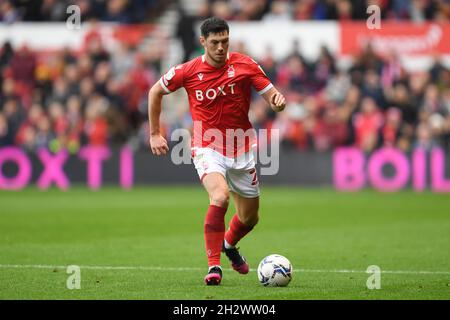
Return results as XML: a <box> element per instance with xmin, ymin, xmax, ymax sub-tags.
<box><xmin>149</xmin><ymin>134</ymin><xmax>169</xmax><ymax>156</ymax></box>
<box><xmin>270</xmin><ymin>92</ymin><xmax>286</xmax><ymax>112</ymax></box>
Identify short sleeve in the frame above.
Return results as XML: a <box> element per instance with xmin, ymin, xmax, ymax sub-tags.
<box><xmin>248</xmin><ymin>58</ymin><xmax>273</xmax><ymax>95</ymax></box>
<box><xmin>159</xmin><ymin>65</ymin><xmax>184</xmax><ymax>93</ymax></box>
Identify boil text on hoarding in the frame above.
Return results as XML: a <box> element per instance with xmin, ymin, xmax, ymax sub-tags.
<box><xmin>334</xmin><ymin>147</ymin><xmax>450</xmax><ymax>192</ymax></box>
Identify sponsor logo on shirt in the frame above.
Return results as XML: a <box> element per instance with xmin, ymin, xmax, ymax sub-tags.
<box><xmin>194</xmin><ymin>83</ymin><xmax>236</xmax><ymax>101</ymax></box>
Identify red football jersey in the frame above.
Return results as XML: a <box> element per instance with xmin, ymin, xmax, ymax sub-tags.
<box><xmin>159</xmin><ymin>52</ymin><xmax>273</xmax><ymax>157</ymax></box>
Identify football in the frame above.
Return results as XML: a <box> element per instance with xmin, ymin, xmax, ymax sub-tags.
<box><xmin>257</xmin><ymin>254</ymin><xmax>293</xmax><ymax>287</ymax></box>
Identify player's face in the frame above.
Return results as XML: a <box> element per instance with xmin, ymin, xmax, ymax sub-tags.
<box><xmin>202</xmin><ymin>31</ymin><xmax>229</xmax><ymax>64</ymax></box>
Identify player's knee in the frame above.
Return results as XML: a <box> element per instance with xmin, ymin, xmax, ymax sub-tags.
<box><xmin>210</xmin><ymin>190</ymin><xmax>229</xmax><ymax>208</ymax></box>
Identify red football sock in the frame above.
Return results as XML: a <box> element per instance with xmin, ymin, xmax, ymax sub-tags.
<box><xmin>224</xmin><ymin>214</ymin><xmax>254</xmax><ymax>247</ymax></box>
<box><xmin>204</xmin><ymin>205</ymin><xmax>227</xmax><ymax>267</ymax></box>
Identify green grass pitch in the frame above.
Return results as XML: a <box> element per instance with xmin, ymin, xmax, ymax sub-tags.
<box><xmin>0</xmin><ymin>186</ymin><xmax>449</xmax><ymax>299</ymax></box>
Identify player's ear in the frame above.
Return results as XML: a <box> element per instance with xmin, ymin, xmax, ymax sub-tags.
<box><xmin>200</xmin><ymin>36</ymin><xmax>206</xmax><ymax>47</ymax></box>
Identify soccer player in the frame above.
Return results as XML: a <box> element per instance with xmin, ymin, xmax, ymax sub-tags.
<box><xmin>148</xmin><ymin>17</ymin><xmax>286</xmax><ymax>285</ymax></box>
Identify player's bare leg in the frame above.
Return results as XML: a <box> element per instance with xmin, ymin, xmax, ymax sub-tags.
<box><xmin>202</xmin><ymin>172</ymin><xmax>230</xmax><ymax>208</ymax></box>
<box><xmin>231</xmin><ymin>192</ymin><xmax>259</xmax><ymax>227</ymax></box>
<box><xmin>223</xmin><ymin>192</ymin><xmax>259</xmax><ymax>274</ymax></box>
<box><xmin>202</xmin><ymin>172</ymin><xmax>229</xmax><ymax>285</ymax></box>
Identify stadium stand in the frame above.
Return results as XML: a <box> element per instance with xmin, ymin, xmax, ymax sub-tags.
<box><xmin>0</xmin><ymin>0</ymin><xmax>449</xmax><ymax>154</ymax></box>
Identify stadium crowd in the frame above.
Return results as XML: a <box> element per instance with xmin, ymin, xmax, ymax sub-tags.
<box><xmin>1</xmin><ymin>0</ymin><xmax>450</xmax><ymax>23</ymax></box>
<box><xmin>0</xmin><ymin>33</ymin><xmax>164</xmax><ymax>153</ymax></box>
<box><xmin>0</xmin><ymin>0</ymin><xmax>449</xmax><ymax>153</ymax></box>
<box><xmin>1</xmin><ymin>34</ymin><xmax>449</xmax><ymax>154</ymax></box>
<box><xmin>252</xmin><ymin>43</ymin><xmax>450</xmax><ymax>152</ymax></box>
<box><xmin>202</xmin><ymin>0</ymin><xmax>450</xmax><ymax>22</ymax></box>
<box><xmin>0</xmin><ymin>0</ymin><xmax>166</xmax><ymax>23</ymax></box>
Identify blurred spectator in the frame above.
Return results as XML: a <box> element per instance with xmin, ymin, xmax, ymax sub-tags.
<box><xmin>293</xmin><ymin>0</ymin><xmax>314</xmax><ymax>20</ymax></box>
<box><xmin>211</xmin><ymin>1</ymin><xmax>234</xmax><ymax>20</ymax></box>
<box><xmin>176</xmin><ymin>4</ymin><xmax>208</xmax><ymax>63</ymax></box>
<box><xmin>259</xmin><ymin>46</ymin><xmax>278</xmax><ymax>83</ymax></box>
<box><xmin>436</xmin><ymin>69</ymin><xmax>450</xmax><ymax>92</ymax></box>
<box><xmin>77</xmin><ymin>54</ymin><xmax>94</xmax><ymax>78</ymax></box>
<box><xmin>327</xmin><ymin>0</ymin><xmax>353</xmax><ymax>20</ymax></box>
<box><xmin>0</xmin><ymin>112</ymin><xmax>12</xmax><ymax>145</ymax></box>
<box><xmin>387</xmin><ymin>82</ymin><xmax>418</xmax><ymax>125</ymax></box>
<box><xmin>249</xmin><ymin>97</ymin><xmax>270</xmax><ymax>131</ymax></box>
<box><xmin>271</xmin><ymin>108</ymin><xmax>304</xmax><ymax>150</ymax></box>
<box><xmin>351</xmin><ymin>43</ymin><xmax>384</xmax><ymax>82</ymax></box>
<box><xmin>93</xmin><ymin>61</ymin><xmax>112</xmax><ymax>96</ymax></box>
<box><xmin>66</xmin><ymin>95</ymin><xmax>84</xmax><ymax>152</ymax></box>
<box><xmin>312</xmin><ymin>46</ymin><xmax>337</xmax><ymax>90</ymax></box>
<box><xmin>35</xmin><ymin>115</ymin><xmax>54</xmax><ymax>149</ymax></box>
<box><xmin>325</xmin><ymin>71</ymin><xmax>352</xmax><ymax>104</ymax></box>
<box><xmin>381</xmin><ymin>107</ymin><xmax>402</xmax><ymax>147</ymax></box>
<box><xmin>0</xmin><ymin>42</ymin><xmax>14</xmax><ymax>73</ymax></box>
<box><xmin>308</xmin><ymin>102</ymin><xmax>349</xmax><ymax>151</ymax></box>
<box><xmin>409</xmin><ymin>0</ymin><xmax>436</xmax><ymax>22</ymax></box>
<box><xmin>293</xmin><ymin>0</ymin><xmax>330</xmax><ymax>20</ymax></box>
<box><xmin>3</xmin><ymin>98</ymin><xmax>24</xmax><ymax>142</ymax></box>
<box><xmin>277</xmin><ymin>55</ymin><xmax>310</xmax><ymax>93</ymax></box>
<box><xmin>420</xmin><ymin>84</ymin><xmax>441</xmax><ymax>115</ymax></box>
<box><xmin>103</xmin><ymin>0</ymin><xmax>132</xmax><ymax>23</ymax></box>
<box><xmin>85</xmin><ymin>33</ymin><xmax>110</xmax><ymax>67</ymax></box>
<box><xmin>233</xmin><ymin>41</ymin><xmax>249</xmax><ymax>56</ymax></box>
<box><xmin>46</xmin><ymin>78</ymin><xmax>70</xmax><ymax>106</ymax></box>
<box><xmin>442</xmin><ymin>88</ymin><xmax>450</xmax><ymax>116</ymax></box>
<box><xmin>39</xmin><ymin>0</ymin><xmax>68</xmax><ymax>21</ymax></box>
<box><xmin>381</xmin><ymin>51</ymin><xmax>403</xmax><ymax>88</ymax></box>
<box><xmin>430</xmin><ymin>114</ymin><xmax>446</xmax><ymax>144</ymax></box>
<box><xmin>284</xmin><ymin>38</ymin><xmax>308</xmax><ymax>66</ymax></box>
<box><xmin>352</xmin><ymin>97</ymin><xmax>384</xmax><ymax>152</ymax></box>
<box><xmin>1</xmin><ymin>78</ymin><xmax>19</xmax><ymax>106</ymax></box>
<box><xmin>263</xmin><ymin>1</ymin><xmax>292</xmax><ymax>21</ymax></box>
<box><xmin>10</xmin><ymin>45</ymin><xmax>37</xmax><ymax>92</ymax></box>
<box><xmin>74</xmin><ymin>0</ymin><xmax>96</xmax><ymax>22</ymax></box>
<box><xmin>362</xmin><ymin>69</ymin><xmax>386</xmax><ymax>108</ymax></box>
<box><xmin>0</xmin><ymin>0</ymin><xmax>20</xmax><ymax>23</ymax></box>
<box><xmin>83</xmin><ymin>94</ymin><xmax>109</xmax><ymax>146</ymax></box>
<box><xmin>79</xmin><ymin>77</ymin><xmax>95</xmax><ymax>105</ymax></box>
<box><xmin>413</xmin><ymin>122</ymin><xmax>438</xmax><ymax>151</ymax></box>
<box><xmin>233</xmin><ymin>0</ymin><xmax>268</xmax><ymax>21</ymax></box>
<box><xmin>392</xmin><ymin>0</ymin><xmax>412</xmax><ymax>19</ymax></box>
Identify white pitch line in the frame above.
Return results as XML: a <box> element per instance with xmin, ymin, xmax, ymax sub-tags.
<box><xmin>0</xmin><ymin>264</ymin><xmax>449</xmax><ymax>275</ymax></box>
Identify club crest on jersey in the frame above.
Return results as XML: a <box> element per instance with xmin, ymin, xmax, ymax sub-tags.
<box><xmin>228</xmin><ymin>65</ymin><xmax>235</xmax><ymax>78</ymax></box>
<box><xmin>198</xmin><ymin>73</ymin><xmax>204</xmax><ymax>81</ymax></box>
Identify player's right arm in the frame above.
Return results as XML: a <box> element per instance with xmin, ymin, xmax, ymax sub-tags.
<box><xmin>148</xmin><ymin>64</ymin><xmax>184</xmax><ymax>156</ymax></box>
<box><xmin>148</xmin><ymin>81</ymin><xmax>169</xmax><ymax>155</ymax></box>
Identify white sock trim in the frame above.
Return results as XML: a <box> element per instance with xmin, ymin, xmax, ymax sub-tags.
<box><xmin>208</xmin><ymin>265</ymin><xmax>222</xmax><ymax>272</ymax></box>
<box><xmin>224</xmin><ymin>239</ymin><xmax>235</xmax><ymax>249</ymax></box>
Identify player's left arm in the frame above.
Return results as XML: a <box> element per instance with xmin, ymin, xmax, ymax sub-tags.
<box><xmin>247</xmin><ymin>56</ymin><xmax>286</xmax><ymax>112</ymax></box>
<box><xmin>261</xmin><ymin>87</ymin><xmax>286</xmax><ymax>113</ymax></box>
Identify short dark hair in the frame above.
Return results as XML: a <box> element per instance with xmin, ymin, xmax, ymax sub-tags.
<box><xmin>200</xmin><ymin>17</ymin><xmax>229</xmax><ymax>38</ymax></box>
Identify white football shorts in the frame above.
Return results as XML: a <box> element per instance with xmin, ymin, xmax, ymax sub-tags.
<box><xmin>192</xmin><ymin>147</ymin><xmax>260</xmax><ymax>198</ymax></box>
